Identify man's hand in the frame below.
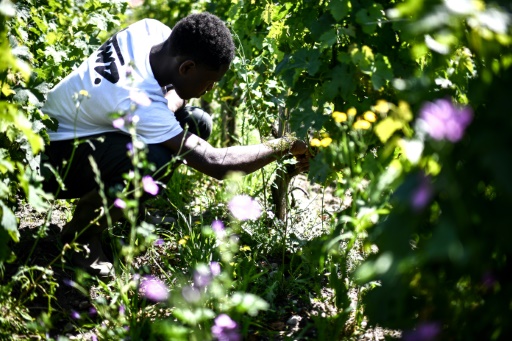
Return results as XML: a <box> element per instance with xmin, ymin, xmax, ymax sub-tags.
<box><xmin>289</xmin><ymin>139</ymin><xmax>311</xmax><ymax>174</ymax></box>
<box><xmin>289</xmin><ymin>139</ymin><xmax>307</xmax><ymax>156</ymax></box>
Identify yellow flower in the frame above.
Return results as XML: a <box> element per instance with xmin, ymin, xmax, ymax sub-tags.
<box><xmin>320</xmin><ymin>137</ymin><xmax>332</xmax><ymax>147</ymax></box>
<box><xmin>397</xmin><ymin>100</ymin><xmax>413</xmax><ymax>121</ymax></box>
<box><xmin>332</xmin><ymin>111</ymin><xmax>348</xmax><ymax>123</ymax></box>
<box><xmin>240</xmin><ymin>245</ymin><xmax>251</xmax><ymax>251</ymax></box>
<box><xmin>178</xmin><ymin>239</ymin><xmax>187</xmax><ymax>245</ymax></box>
<box><xmin>79</xmin><ymin>90</ymin><xmax>89</xmax><ymax>97</ymax></box>
<box><xmin>184</xmin><ymin>235</ymin><xmax>190</xmax><ymax>240</ymax></box>
<box><xmin>473</xmin><ymin>0</ymin><xmax>485</xmax><ymax>11</ymax></box>
<box><xmin>373</xmin><ymin>100</ymin><xmax>390</xmax><ymax>114</ymax></box>
<box><xmin>347</xmin><ymin>107</ymin><xmax>357</xmax><ymax>116</ymax></box>
<box><xmin>363</xmin><ymin>111</ymin><xmax>377</xmax><ymax>122</ymax></box>
<box><xmin>310</xmin><ymin>138</ymin><xmax>321</xmax><ymax>147</ymax></box>
<box><xmin>353</xmin><ymin>119</ymin><xmax>372</xmax><ymax>130</ymax></box>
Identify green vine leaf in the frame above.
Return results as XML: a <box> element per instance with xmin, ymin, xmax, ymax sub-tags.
<box><xmin>0</xmin><ymin>201</ymin><xmax>19</xmax><ymax>243</ymax></box>
<box><xmin>329</xmin><ymin>0</ymin><xmax>351</xmax><ymax>21</ymax></box>
<box><xmin>355</xmin><ymin>4</ymin><xmax>384</xmax><ymax>35</ymax></box>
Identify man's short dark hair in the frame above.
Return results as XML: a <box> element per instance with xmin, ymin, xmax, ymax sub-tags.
<box><xmin>168</xmin><ymin>12</ymin><xmax>235</xmax><ymax>70</ymax></box>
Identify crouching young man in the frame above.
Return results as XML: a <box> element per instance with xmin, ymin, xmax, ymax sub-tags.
<box><xmin>42</xmin><ymin>12</ymin><xmax>309</xmax><ymax>277</ymax></box>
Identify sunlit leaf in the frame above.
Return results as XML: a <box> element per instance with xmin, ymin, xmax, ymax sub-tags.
<box><xmin>173</xmin><ymin>308</ymin><xmax>215</xmax><ymax>324</ymax></box>
<box><xmin>329</xmin><ymin>0</ymin><xmax>351</xmax><ymax>21</ymax></box>
<box><xmin>230</xmin><ymin>292</ymin><xmax>269</xmax><ymax>316</ymax></box>
<box><xmin>27</xmin><ymin>184</ymin><xmax>52</xmax><ymax>212</ymax></box>
<box><xmin>372</xmin><ymin>55</ymin><xmax>394</xmax><ymax>89</ymax></box>
<box><xmin>0</xmin><ymin>201</ymin><xmax>19</xmax><ymax>243</ymax></box>
<box><xmin>350</xmin><ymin>45</ymin><xmax>374</xmax><ymax>73</ymax></box>
<box><xmin>1</xmin><ymin>82</ymin><xmax>15</xmax><ymax>96</ymax></box>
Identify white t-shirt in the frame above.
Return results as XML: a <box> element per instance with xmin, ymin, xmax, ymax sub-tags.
<box><xmin>42</xmin><ymin>19</ymin><xmax>183</xmax><ymax>144</ymax></box>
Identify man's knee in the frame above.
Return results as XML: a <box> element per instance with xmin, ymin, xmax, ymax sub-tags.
<box><xmin>175</xmin><ymin>106</ymin><xmax>213</xmax><ymax>140</ymax></box>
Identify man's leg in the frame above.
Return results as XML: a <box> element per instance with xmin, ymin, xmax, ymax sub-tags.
<box><xmin>42</xmin><ymin>107</ymin><xmax>212</xmax><ymax>276</ymax></box>
<box><xmin>43</xmin><ymin>134</ymin><xmax>137</xmax><ymax>277</ymax></box>
<box><xmin>61</xmin><ymin>190</ymin><xmax>123</xmax><ymax>276</ymax></box>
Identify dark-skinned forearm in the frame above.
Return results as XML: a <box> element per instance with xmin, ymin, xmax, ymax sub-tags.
<box><xmin>163</xmin><ymin>132</ymin><xmax>306</xmax><ymax>180</ymax></box>
<box><xmin>185</xmin><ymin>140</ymin><xmax>288</xmax><ymax>180</ymax></box>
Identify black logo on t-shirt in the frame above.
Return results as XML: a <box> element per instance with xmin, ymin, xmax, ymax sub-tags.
<box><xmin>93</xmin><ymin>32</ymin><xmax>126</xmax><ymax>85</ymax></box>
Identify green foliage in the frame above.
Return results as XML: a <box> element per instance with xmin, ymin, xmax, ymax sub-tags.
<box><xmin>1</xmin><ymin>0</ymin><xmax>44</xmax><ymax>262</ymax></box>
<box><xmin>197</xmin><ymin>0</ymin><xmax>512</xmax><ymax>338</ymax></box>
<box><xmin>353</xmin><ymin>1</ymin><xmax>512</xmax><ymax>339</ymax></box>
<box><xmin>0</xmin><ymin>0</ymin><xmax>126</xmax><ymax>337</ymax></box>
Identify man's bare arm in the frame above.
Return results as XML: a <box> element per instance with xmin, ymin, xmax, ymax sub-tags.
<box><xmin>161</xmin><ymin>131</ymin><xmax>307</xmax><ymax>180</ymax></box>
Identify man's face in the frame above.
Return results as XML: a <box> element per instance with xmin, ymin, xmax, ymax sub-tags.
<box><xmin>174</xmin><ymin>62</ymin><xmax>229</xmax><ymax>100</ymax></box>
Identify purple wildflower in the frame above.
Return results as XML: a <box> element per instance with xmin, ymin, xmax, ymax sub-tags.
<box><xmin>142</xmin><ymin>176</ymin><xmax>159</xmax><ymax>196</ymax></box>
<box><xmin>91</xmin><ymin>334</ymin><xmax>98</xmax><ymax>341</ymax></box>
<box><xmin>89</xmin><ymin>306</ymin><xmax>98</xmax><ymax>318</ymax></box>
<box><xmin>411</xmin><ymin>174</ymin><xmax>433</xmax><ymax>211</ymax></box>
<box><xmin>113</xmin><ymin>117</ymin><xmax>125</xmax><ymax>129</ymax></box>
<box><xmin>194</xmin><ymin>266</ymin><xmax>213</xmax><ymax>288</ymax></box>
<box><xmin>403</xmin><ymin>321</ymin><xmax>441</xmax><ymax>341</ymax></box>
<box><xmin>114</xmin><ymin>198</ymin><xmax>126</xmax><ymax>209</ymax></box>
<box><xmin>70</xmin><ymin>310</ymin><xmax>80</xmax><ymax>320</ymax></box>
<box><xmin>417</xmin><ymin>98</ymin><xmax>473</xmax><ymax>142</ymax></box>
<box><xmin>126</xmin><ymin>142</ymin><xmax>134</xmax><ymax>156</ymax></box>
<box><xmin>210</xmin><ymin>261</ymin><xmax>221</xmax><ymax>277</ymax></box>
<box><xmin>154</xmin><ymin>238</ymin><xmax>164</xmax><ymax>246</ymax></box>
<box><xmin>211</xmin><ymin>314</ymin><xmax>241</xmax><ymax>341</ymax></box>
<box><xmin>139</xmin><ymin>275</ymin><xmax>169</xmax><ymax>302</ymax></box>
<box><xmin>212</xmin><ymin>220</ymin><xmax>225</xmax><ymax>237</ymax></box>
<box><xmin>123</xmin><ymin>113</ymin><xmax>140</xmax><ymax>124</ymax></box>
<box><xmin>228</xmin><ymin>195</ymin><xmax>262</xmax><ymax>221</ymax></box>
<box><xmin>119</xmin><ymin>304</ymin><xmax>125</xmax><ymax>315</ymax></box>
<box><xmin>63</xmin><ymin>278</ymin><xmax>75</xmax><ymax>287</ymax></box>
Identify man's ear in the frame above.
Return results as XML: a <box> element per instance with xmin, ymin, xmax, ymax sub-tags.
<box><xmin>178</xmin><ymin>60</ymin><xmax>196</xmax><ymax>75</ymax></box>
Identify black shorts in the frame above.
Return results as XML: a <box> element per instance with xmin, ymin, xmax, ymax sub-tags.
<box><xmin>42</xmin><ymin>106</ymin><xmax>211</xmax><ymax>199</ymax></box>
